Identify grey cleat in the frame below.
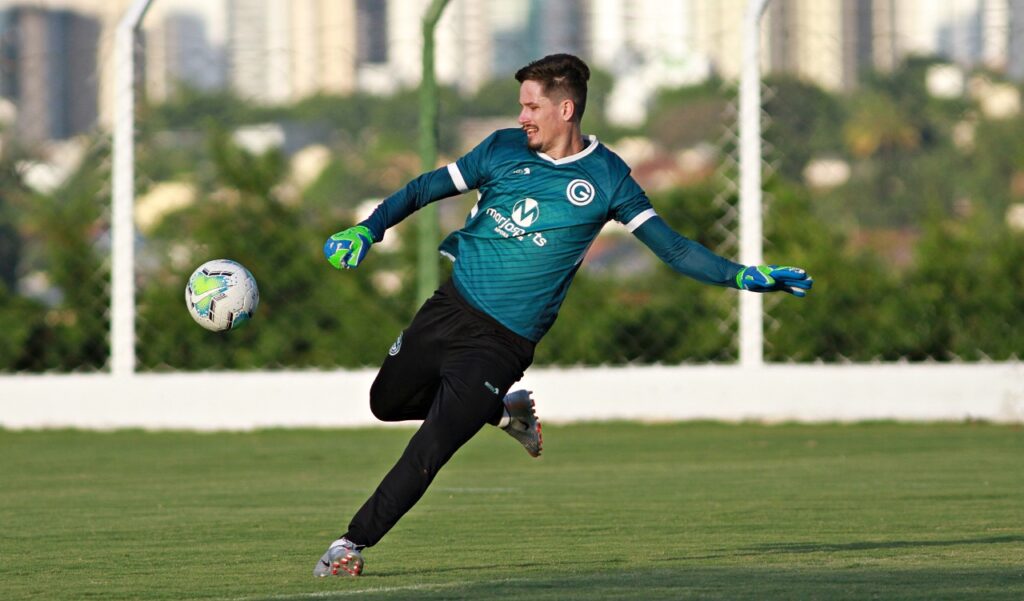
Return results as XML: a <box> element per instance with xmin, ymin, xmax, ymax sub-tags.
<box><xmin>502</xmin><ymin>389</ymin><xmax>542</xmax><ymax>457</ymax></box>
<box><xmin>313</xmin><ymin>538</ymin><xmax>364</xmax><ymax>577</ymax></box>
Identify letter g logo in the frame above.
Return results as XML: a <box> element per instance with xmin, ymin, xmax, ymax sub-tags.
<box><xmin>566</xmin><ymin>179</ymin><xmax>595</xmax><ymax>206</ymax></box>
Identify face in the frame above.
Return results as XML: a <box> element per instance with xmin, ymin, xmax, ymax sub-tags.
<box><xmin>518</xmin><ymin>80</ymin><xmax>573</xmax><ymax>152</ymax></box>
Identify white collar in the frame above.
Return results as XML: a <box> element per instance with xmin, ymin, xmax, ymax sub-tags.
<box><xmin>535</xmin><ymin>135</ymin><xmax>600</xmax><ymax>165</ymax></box>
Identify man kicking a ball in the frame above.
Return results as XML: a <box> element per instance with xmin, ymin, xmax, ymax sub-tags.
<box><xmin>315</xmin><ymin>53</ymin><xmax>812</xmax><ymax>577</ymax></box>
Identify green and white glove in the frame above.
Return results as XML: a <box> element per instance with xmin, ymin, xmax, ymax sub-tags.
<box><xmin>323</xmin><ymin>225</ymin><xmax>374</xmax><ymax>270</ymax></box>
<box><xmin>736</xmin><ymin>265</ymin><xmax>813</xmax><ymax>297</ymax></box>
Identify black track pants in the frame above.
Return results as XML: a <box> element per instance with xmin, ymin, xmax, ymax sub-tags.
<box><xmin>343</xmin><ymin>280</ymin><xmax>535</xmax><ymax>547</ymax></box>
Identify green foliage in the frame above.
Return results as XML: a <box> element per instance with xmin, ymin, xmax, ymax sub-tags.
<box><xmin>0</xmin><ymin>286</ymin><xmax>46</xmax><ymax>370</ymax></box>
<box><xmin>463</xmin><ymin>77</ymin><xmax>521</xmax><ymax>118</ymax></box>
<box><xmin>907</xmin><ymin>213</ymin><xmax>1024</xmax><ymax>360</ymax></box>
<box><xmin>646</xmin><ymin>80</ymin><xmax>731</xmax><ymax>150</ymax></box>
<box><xmin>765</xmin><ymin>178</ymin><xmax>1024</xmax><ymax>361</ymax></box>
<box><xmin>763</xmin><ymin>180</ymin><xmax>913</xmax><ymax>361</ymax></box>
<box><xmin>5</xmin><ymin>55</ymin><xmax>1024</xmax><ymax>371</ymax></box>
<box><xmin>0</xmin><ymin>161</ymin><xmax>23</xmax><ymax>290</ymax></box>
<box><xmin>141</xmin><ymin>85</ymin><xmax>278</xmax><ymax>132</ymax></box>
<box><xmin>135</xmin><ymin>133</ymin><xmax>407</xmax><ymax>369</ymax></box>
<box><xmin>0</xmin><ymin>139</ymin><xmax>110</xmax><ymax>371</ymax></box>
<box><xmin>763</xmin><ymin>76</ymin><xmax>848</xmax><ymax>180</ymax></box>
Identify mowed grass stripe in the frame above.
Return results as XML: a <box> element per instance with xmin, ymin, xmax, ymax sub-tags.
<box><xmin>1</xmin><ymin>423</ymin><xmax>1022</xmax><ymax>600</ymax></box>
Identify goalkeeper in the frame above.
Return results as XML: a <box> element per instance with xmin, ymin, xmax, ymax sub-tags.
<box><xmin>314</xmin><ymin>53</ymin><xmax>812</xmax><ymax>577</ymax></box>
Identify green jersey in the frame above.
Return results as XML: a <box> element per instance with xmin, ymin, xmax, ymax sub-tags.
<box><xmin>439</xmin><ymin>128</ymin><xmax>655</xmax><ymax>341</ymax></box>
<box><xmin>360</xmin><ymin>128</ymin><xmax>742</xmax><ymax>343</ymax></box>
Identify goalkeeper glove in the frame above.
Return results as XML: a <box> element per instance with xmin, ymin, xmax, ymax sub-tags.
<box><xmin>324</xmin><ymin>225</ymin><xmax>374</xmax><ymax>270</ymax></box>
<box><xmin>736</xmin><ymin>265</ymin><xmax>813</xmax><ymax>297</ymax></box>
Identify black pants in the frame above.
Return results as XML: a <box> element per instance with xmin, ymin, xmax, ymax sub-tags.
<box><xmin>343</xmin><ymin>280</ymin><xmax>535</xmax><ymax>547</ymax></box>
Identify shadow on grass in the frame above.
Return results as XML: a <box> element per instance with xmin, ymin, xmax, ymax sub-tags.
<box><xmin>266</xmin><ymin>566</ymin><xmax>1024</xmax><ymax>601</ymax></box>
<box><xmin>746</xmin><ymin>534</ymin><xmax>1024</xmax><ymax>555</ymax></box>
<box><xmin>675</xmin><ymin>534</ymin><xmax>1024</xmax><ymax>561</ymax></box>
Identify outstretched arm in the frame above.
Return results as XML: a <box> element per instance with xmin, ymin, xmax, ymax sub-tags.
<box><xmin>632</xmin><ymin>215</ymin><xmax>744</xmax><ymax>286</ymax></box>
<box><xmin>324</xmin><ymin>166</ymin><xmax>460</xmax><ymax>269</ymax></box>
<box><xmin>358</xmin><ymin>166</ymin><xmax>461</xmax><ymax>242</ymax></box>
<box><xmin>632</xmin><ymin>216</ymin><xmax>812</xmax><ymax>296</ymax></box>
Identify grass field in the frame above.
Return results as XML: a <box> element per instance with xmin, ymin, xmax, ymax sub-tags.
<box><xmin>1</xmin><ymin>422</ymin><xmax>1022</xmax><ymax>600</ymax></box>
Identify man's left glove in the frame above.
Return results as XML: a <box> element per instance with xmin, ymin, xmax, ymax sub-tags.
<box><xmin>736</xmin><ymin>265</ymin><xmax>813</xmax><ymax>297</ymax></box>
<box><xmin>324</xmin><ymin>225</ymin><xmax>374</xmax><ymax>270</ymax></box>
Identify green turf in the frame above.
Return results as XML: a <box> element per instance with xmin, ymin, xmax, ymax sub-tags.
<box><xmin>1</xmin><ymin>422</ymin><xmax>1022</xmax><ymax>600</ymax></box>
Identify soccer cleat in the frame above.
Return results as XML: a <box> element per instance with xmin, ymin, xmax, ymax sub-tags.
<box><xmin>501</xmin><ymin>389</ymin><xmax>543</xmax><ymax>457</ymax></box>
<box><xmin>313</xmin><ymin>538</ymin><xmax>364</xmax><ymax>577</ymax></box>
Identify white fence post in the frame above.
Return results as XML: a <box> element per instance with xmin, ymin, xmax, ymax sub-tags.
<box><xmin>739</xmin><ymin>0</ymin><xmax>772</xmax><ymax>368</ymax></box>
<box><xmin>111</xmin><ymin>0</ymin><xmax>154</xmax><ymax>376</ymax></box>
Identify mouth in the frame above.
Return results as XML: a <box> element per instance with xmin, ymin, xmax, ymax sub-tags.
<box><xmin>523</xmin><ymin>126</ymin><xmax>538</xmax><ymax>137</ymax></box>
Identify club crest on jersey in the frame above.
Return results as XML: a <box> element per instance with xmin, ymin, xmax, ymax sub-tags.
<box><xmin>512</xmin><ymin>198</ymin><xmax>540</xmax><ymax>227</ymax></box>
<box><xmin>566</xmin><ymin>179</ymin><xmax>595</xmax><ymax>206</ymax></box>
<box><xmin>389</xmin><ymin>332</ymin><xmax>403</xmax><ymax>356</ymax></box>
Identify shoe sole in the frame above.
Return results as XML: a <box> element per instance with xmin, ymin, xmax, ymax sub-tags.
<box><xmin>524</xmin><ymin>393</ymin><xmax>543</xmax><ymax>458</ymax></box>
<box><xmin>504</xmin><ymin>389</ymin><xmax>543</xmax><ymax>458</ymax></box>
<box><xmin>317</xmin><ymin>550</ymin><xmax>364</xmax><ymax>577</ymax></box>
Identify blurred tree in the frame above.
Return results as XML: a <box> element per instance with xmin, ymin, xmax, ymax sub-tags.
<box><xmin>0</xmin><ymin>150</ymin><xmax>23</xmax><ymax>290</ymax></box>
<box><xmin>11</xmin><ymin>139</ymin><xmax>110</xmax><ymax>370</ymax></box>
<box><xmin>909</xmin><ymin>210</ymin><xmax>1024</xmax><ymax>360</ymax></box>
<box><xmin>762</xmin><ymin>76</ymin><xmax>847</xmax><ymax>182</ymax></box>
<box><xmin>136</xmin><ymin>129</ymin><xmax>406</xmax><ymax>369</ymax></box>
<box><xmin>645</xmin><ymin>81</ymin><xmax>729</xmax><ymax>150</ymax></box>
<box><xmin>763</xmin><ymin>179</ymin><xmax>913</xmax><ymax>361</ymax></box>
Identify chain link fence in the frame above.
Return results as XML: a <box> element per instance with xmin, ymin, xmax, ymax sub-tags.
<box><xmin>1</xmin><ymin>0</ymin><xmax>1021</xmax><ymax>373</ymax></box>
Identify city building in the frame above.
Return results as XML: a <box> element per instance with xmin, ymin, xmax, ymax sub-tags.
<box><xmin>0</xmin><ymin>5</ymin><xmax>101</xmax><ymax>144</ymax></box>
<box><xmin>3</xmin><ymin>0</ymin><xmax>1024</xmax><ymax>145</ymax></box>
<box><xmin>145</xmin><ymin>9</ymin><xmax>225</xmax><ymax>103</ymax></box>
<box><xmin>226</xmin><ymin>0</ymin><xmax>357</xmax><ymax>104</ymax></box>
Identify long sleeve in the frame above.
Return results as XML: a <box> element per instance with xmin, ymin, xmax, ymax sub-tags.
<box><xmin>358</xmin><ymin>166</ymin><xmax>461</xmax><ymax>241</ymax></box>
<box><xmin>632</xmin><ymin>215</ymin><xmax>744</xmax><ymax>288</ymax></box>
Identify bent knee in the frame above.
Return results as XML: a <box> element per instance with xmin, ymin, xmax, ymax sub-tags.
<box><xmin>369</xmin><ymin>391</ymin><xmax>400</xmax><ymax>422</ymax></box>
<box><xmin>368</xmin><ymin>380</ymin><xmax>408</xmax><ymax>422</ymax></box>
<box><xmin>369</xmin><ymin>401</ymin><xmax>403</xmax><ymax>422</ymax></box>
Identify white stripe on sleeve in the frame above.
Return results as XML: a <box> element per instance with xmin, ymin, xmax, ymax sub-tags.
<box><xmin>447</xmin><ymin>162</ymin><xmax>469</xmax><ymax>193</ymax></box>
<box><xmin>623</xmin><ymin>208</ymin><xmax>658</xmax><ymax>233</ymax></box>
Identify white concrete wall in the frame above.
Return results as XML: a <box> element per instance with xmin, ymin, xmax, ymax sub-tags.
<box><xmin>1</xmin><ymin>364</ymin><xmax>1021</xmax><ymax>430</ymax></box>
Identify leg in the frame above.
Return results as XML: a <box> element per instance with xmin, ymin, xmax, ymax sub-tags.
<box><xmin>366</xmin><ymin>285</ymin><xmax>469</xmax><ymax>422</ymax></box>
<box><xmin>368</xmin><ymin>336</ymin><xmax>441</xmax><ymax>422</ymax></box>
<box><xmin>344</xmin><ymin>342</ymin><xmax>527</xmax><ymax>547</ymax></box>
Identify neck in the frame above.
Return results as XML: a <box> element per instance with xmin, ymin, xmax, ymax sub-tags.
<box><xmin>542</xmin><ymin>126</ymin><xmax>586</xmax><ymax>160</ymax></box>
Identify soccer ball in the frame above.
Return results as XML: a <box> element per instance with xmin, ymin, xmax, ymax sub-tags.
<box><xmin>185</xmin><ymin>259</ymin><xmax>259</xmax><ymax>332</ymax></box>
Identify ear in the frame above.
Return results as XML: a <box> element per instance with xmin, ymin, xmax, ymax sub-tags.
<box><xmin>560</xmin><ymin>98</ymin><xmax>576</xmax><ymax>122</ymax></box>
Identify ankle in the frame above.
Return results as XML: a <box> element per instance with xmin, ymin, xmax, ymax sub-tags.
<box><xmin>496</xmin><ymin>407</ymin><xmax>511</xmax><ymax>429</ymax></box>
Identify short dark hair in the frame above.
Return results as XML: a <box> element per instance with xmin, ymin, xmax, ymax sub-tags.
<box><xmin>515</xmin><ymin>54</ymin><xmax>590</xmax><ymax>122</ymax></box>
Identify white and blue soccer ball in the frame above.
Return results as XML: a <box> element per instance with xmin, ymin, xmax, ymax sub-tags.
<box><xmin>185</xmin><ymin>259</ymin><xmax>259</xmax><ymax>332</ymax></box>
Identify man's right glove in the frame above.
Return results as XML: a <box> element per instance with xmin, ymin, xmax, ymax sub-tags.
<box><xmin>324</xmin><ymin>225</ymin><xmax>374</xmax><ymax>270</ymax></box>
<box><xmin>736</xmin><ymin>265</ymin><xmax>813</xmax><ymax>297</ymax></box>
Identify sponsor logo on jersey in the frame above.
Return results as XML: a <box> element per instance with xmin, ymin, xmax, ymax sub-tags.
<box><xmin>485</xmin><ymin>205</ymin><xmax>548</xmax><ymax>247</ymax></box>
<box><xmin>512</xmin><ymin>167</ymin><xmax>531</xmax><ymax>175</ymax></box>
<box><xmin>511</xmin><ymin>198</ymin><xmax>540</xmax><ymax>227</ymax></box>
<box><xmin>566</xmin><ymin>179</ymin><xmax>595</xmax><ymax>206</ymax></box>
<box><xmin>389</xmin><ymin>332</ymin><xmax>403</xmax><ymax>356</ymax></box>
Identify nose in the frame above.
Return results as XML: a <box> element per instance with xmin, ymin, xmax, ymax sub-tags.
<box><xmin>518</xmin><ymin>107</ymin><xmax>529</xmax><ymax>125</ymax></box>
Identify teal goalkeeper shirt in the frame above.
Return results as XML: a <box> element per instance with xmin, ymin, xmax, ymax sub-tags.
<box><xmin>360</xmin><ymin>128</ymin><xmax>743</xmax><ymax>342</ymax></box>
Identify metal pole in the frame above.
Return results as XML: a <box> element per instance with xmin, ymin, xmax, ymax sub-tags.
<box><xmin>111</xmin><ymin>0</ymin><xmax>154</xmax><ymax>376</ymax></box>
<box><xmin>739</xmin><ymin>0</ymin><xmax>771</xmax><ymax>368</ymax></box>
<box><xmin>417</xmin><ymin>0</ymin><xmax>451</xmax><ymax>305</ymax></box>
